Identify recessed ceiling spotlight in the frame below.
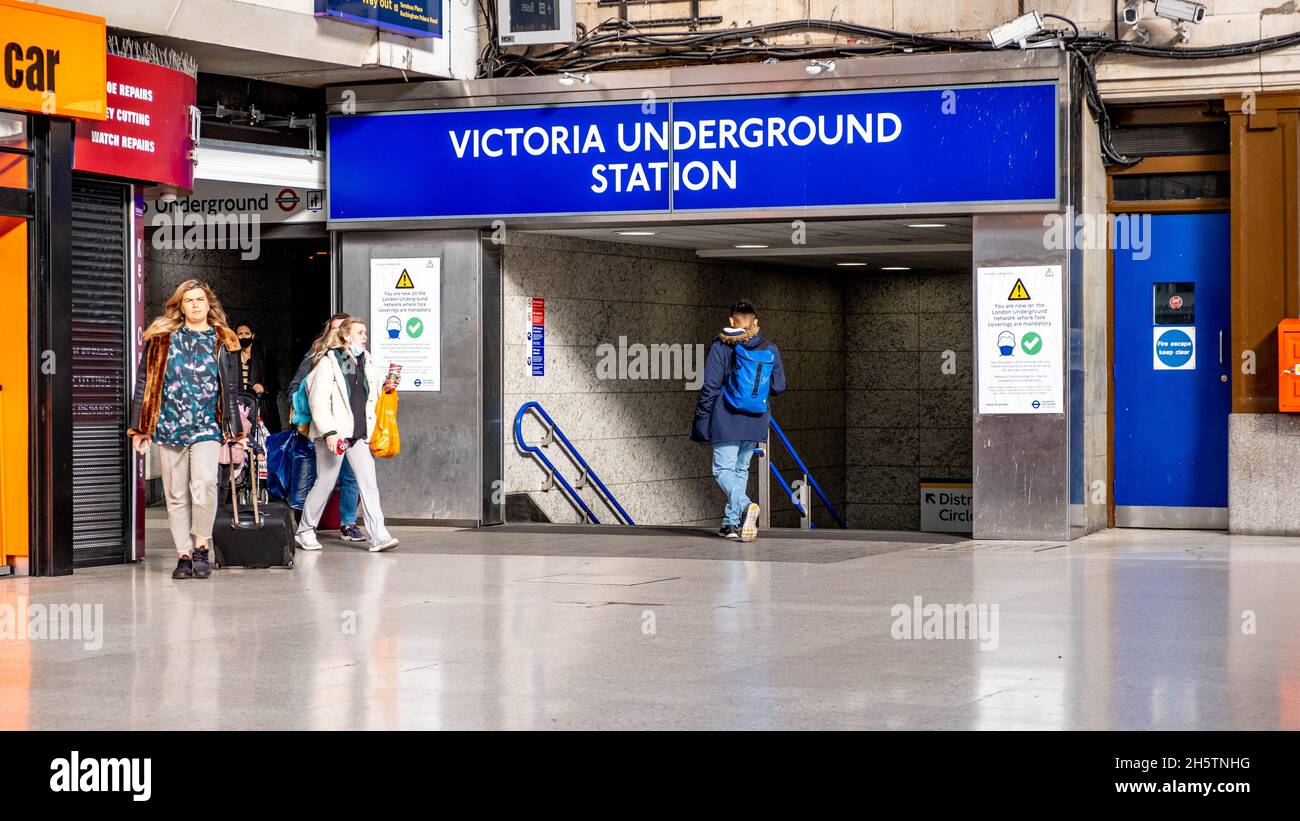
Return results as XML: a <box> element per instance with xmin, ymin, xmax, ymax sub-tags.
<box><xmin>734</xmin><ymin>244</ymin><xmax>768</xmax><ymax>249</ymax></box>
<box><xmin>616</xmin><ymin>230</ymin><xmax>657</xmax><ymax>236</ymax></box>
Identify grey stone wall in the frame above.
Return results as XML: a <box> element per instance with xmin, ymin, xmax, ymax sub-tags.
<box><xmin>503</xmin><ymin>232</ymin><xmax>845</xmax><ymax>528</ymax></box>
<box><xmin>1229</xmin><ymin>413</ymin><xmax>1300</xmax><ymax>535</ymax></box>
<box><xmin>844</xmin><ymin>271</ymin><xmax>973</xmax><ymax>530</ymax></box>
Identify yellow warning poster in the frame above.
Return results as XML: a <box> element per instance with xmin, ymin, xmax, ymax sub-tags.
<box><xmin>370</xmin><ymin>257</ymin><xmax>441</xmax><ymax>392</ymax></box>
<box><xmin>977</xmin><ymin>265</ymin><xmax>1063</xmax><ymax>414</ymax></box>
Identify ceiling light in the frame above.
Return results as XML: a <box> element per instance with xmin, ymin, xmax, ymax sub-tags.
<box><xmin>805</xmin><ymin>59</ymin><xmax>836</xmax><ymax>75</ymax></box>
<box><xmin>734</xmin><ymin>244</ymin><xmax>768</xmax><ymax>249</ymax></box>
<box><xmin>836</xmin><ymin>262</ymin><xmax>868</xmax><ymax>267</ymax></box>
<box><xmin>907</xmin><ymin>223</ymin><xmax>948</xmax><ymax>228</ymax></box>
<box><xmin>881</xmin><ymin>266</ymin><xmax>911</xmax><ymax>271</ymax></box>
<box><xmin>616</xmin><ymin>230</ymin><xmax>657</xmax><ymax>236</ymax></box>
<box><xmin>557</xmin><ymin>72</ymin><xmax>590</xmax><ymax>87</ymax></box>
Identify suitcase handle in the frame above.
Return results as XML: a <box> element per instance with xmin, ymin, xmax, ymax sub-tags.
<box><xmin>229</xmin><ymin>441</ymin><xmax>262</xmax><ymax>527</ymax></box>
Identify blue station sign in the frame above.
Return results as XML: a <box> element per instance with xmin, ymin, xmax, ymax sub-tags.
<box><xmin>328</xmin><ymin>82</ymin><xmax>1059</xmax><ymax>221</ymax></box>
<box><xmin>315</xmin><ymin>0</ymin><xmax>441</xmax><ymax>39</ymax></box>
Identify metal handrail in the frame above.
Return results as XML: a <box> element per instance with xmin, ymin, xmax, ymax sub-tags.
<box><xmin>766</xmin><ymin>417</ymin><xmax>847</xmax><ymax>529</ymax></box>
<box><xmin>513</xmin><ymin>401</ymin><xmax>635</xmax><ymax>525</ymax></box>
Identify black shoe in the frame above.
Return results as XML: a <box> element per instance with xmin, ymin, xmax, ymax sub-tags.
<box><xmin>718</xmin><ymin>525</ymin><xmax>739</xmax><ymax>539</ymax></box>
<box><xmin>172</xmin><ymin>555</ymin><xmax>194</xmax><ymax>580</ymax></box>
<box><xmin>339</xmin><ymin>524</ymin><xmax>366</xmax><ymax>542</ymax></box>
<box><xmin>192</xmin><ymin>547</ymin><xmax>212</xmax><ymax>579</ymax></box>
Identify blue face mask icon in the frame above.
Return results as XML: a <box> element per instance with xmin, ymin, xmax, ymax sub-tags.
<box><xmin>386</xmin><ymin>316</ymin><xmax>401</xmax><ymax>339</ymax></box>
<box><xmin>997</xmin><ymin>331</ymin><xmax>1016</xmax><ymax>356</ymax></box>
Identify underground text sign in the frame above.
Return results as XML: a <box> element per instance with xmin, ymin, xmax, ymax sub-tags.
<box><xmin>328</xmin><ymin>82</ymin><xmax>1058</xmax><ymax>220</ymax></box>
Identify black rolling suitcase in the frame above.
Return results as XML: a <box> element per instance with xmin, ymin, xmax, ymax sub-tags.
<box><xmin>214</xmin><ymin>444</ymin><xmax>295</xmax><ymax>569</ymax></box>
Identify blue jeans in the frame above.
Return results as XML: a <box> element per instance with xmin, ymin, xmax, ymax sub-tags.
<box><xmin>712</xmin><ymin>441</ymin><xmax>757</xmax><ymax>526</ymax></box>
<box><xmin>338</xmin><ymin>458</ymin><xmax>359</xmax><ymax>526</ymax></box>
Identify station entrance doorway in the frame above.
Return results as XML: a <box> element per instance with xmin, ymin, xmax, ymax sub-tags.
<box><xmin>506</xmin><ymin>216</ymin><xmax>976</xmax><ymax>535</ymax></box>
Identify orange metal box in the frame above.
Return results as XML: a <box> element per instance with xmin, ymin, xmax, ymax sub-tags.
<box><xmin>1279</xmin><ymin>318</ymin><xmax>1300</xmax><ymax>412</ymax></box>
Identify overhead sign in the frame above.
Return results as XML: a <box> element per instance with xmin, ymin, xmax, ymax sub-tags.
<box><xmin>0</xmin><ymin>0</ymin><xmax>106</xmax><ymax>120</ymax></box>
<box><xmin>328</xmin><ymin>82</ymin><xmax>1059</xmax><ymax>221</ymax></box>
<box><xmin>977</xmin><ymin>265</ymin><xmax>1064</xmax><ymax>415</ymax></box>
<box><xmin>370</xmin><ymin>257</ymin><xmax>440</xmax><ymax>392</ymax></box>
<box><xmin>148</xmin><ymin>181</ymin><xmax>325</xmax><ymax>224</ymax></box>
<box><xmin>74</xmin><ymin>55</ymin><xmax>197</xmax><ymax>188</ymax></box>
<box><xmin>1154</xmin><ymin>326</ymin><xmax>1196</xmax><ymax>370</ymax></box>
<box><xmin>315</xmin><ymin>0</ymin><xmax>442</xmax><ymax>39</ymax></box>
<box><xmin>920</xmin><ymin>481</ymin><xmax>972</xmax><ymax>533</ymax></box>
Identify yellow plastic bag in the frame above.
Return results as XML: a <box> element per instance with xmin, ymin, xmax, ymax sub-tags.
<box><xmin>370</xmin><ymin>390</ymin><xmax>400</xmax><ymax>458</ymax></box>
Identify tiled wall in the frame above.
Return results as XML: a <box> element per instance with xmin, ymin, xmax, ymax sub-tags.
<box><xmin>844</xmin><ymin>271</ymin><xmax>973</xmax><ymax>530</ymax></box>
<box><xmin>503</xmin><ymin>232</ymin><xmax>846</xmax><ymax>528</ymax></box>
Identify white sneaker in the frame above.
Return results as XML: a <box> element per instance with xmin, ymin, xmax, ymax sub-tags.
<box><xmin>369</xmin><ymin>537</ymin><xmax>399</xmax><ymax>553</ymax></box>
<box><xmin>739</xmin><ymin>503</ymin><xmax>760</xmax><ymax>542</ymax></box>
<box><xmin>294</xmin><ymin>529</ymin><xmax>322</xmax><ymax>550</ymax></box>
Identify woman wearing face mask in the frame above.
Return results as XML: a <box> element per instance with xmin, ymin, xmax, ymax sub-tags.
<box><xmin>234</xmin><ymin>323</ymin><xmax>280</xmax><ymax>432</ymax></box>
<box><xmin>294</xmin><ymin>317</ymin><xmax>398</xmax><ymax>553</ymax></box>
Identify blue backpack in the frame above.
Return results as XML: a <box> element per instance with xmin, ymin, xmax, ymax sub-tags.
<box><xmin>722</xmin><ymin>342</ymin><xmax>776</xmax><ymax>414</ymax></box>
<box><xmin>291</xmin><ymin>377</ymin><xmax>312</xmax><ymax>427</ymax></box>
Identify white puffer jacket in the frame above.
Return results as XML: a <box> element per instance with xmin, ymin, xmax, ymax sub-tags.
<box><xmin>306</xmin><ymin>348</ymin><xmax>382</xmax><ymax>442</ymax></box>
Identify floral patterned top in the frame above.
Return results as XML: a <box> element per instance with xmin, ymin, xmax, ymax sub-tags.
<box><xmin>153</xmin><ymin>326</ymin><xmax>223</xmax><ymax>447</ymax></box>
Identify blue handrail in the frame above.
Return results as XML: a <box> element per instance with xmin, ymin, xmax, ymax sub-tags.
<box><xmin>513</xmin><ymin>401</ymin><xmax>635</xmax><ymax>525</ymax></box>
<box><xmin>767</xmin><ymin>418</ymin><xmax>847</xmax><ymax>529</ymax></box>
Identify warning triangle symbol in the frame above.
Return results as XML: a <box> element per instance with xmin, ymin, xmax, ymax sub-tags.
<box><xmin>1007</xmin><ymin>278</ymin><xmax>1031</xmax><ymax>301</ymax></box>
<box><xmin>395</xmin><ymin>269</ymin><xmax>414</xmax><ymax>289</ymax></box>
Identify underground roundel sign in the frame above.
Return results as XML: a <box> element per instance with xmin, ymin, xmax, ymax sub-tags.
<box><xmin>1153</xmin><ymin>326</ymin><xmax>1196</xmax><ymax>370</ymax></box>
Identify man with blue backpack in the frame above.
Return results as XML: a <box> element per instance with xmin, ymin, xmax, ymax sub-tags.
<box><xmin>690</xmin><ymin>299</ymin><xmax>786</xmax><ymax>542</ymax></box>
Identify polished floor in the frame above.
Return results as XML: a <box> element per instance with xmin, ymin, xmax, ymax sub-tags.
<box><xmin>2</xmin><ymin>514</ymin><xmax>1298</xmax><ymax>730</ymax></box>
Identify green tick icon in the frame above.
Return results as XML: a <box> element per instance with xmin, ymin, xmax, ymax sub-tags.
<box><xmin>1021</xmin><ymin>331</ymin><xmax>1042</xmax><ymax>355</ymax></box>
<box><xmin>405</xmin><ymin>317</ymin><xmax>424</xmax><ymax>338</ymax></box>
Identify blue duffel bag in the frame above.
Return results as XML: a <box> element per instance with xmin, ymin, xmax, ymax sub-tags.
<box><xmin>266</xmin><ymin>429</ymin><xmax>316</xmax><ymax>509</ymax></box>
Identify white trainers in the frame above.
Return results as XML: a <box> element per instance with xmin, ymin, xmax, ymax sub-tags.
<box><xmin>294</xmin><ymin>529</ymin><xmax>322</xmax><ymax>551</ymax></box>
<box><xmin>739</xmin><ymin>503</ymin><xmax>761</xmax><ymax>542</ymax></box>
<box><xmin>369</xmin><ymin>537</ymin><xmax>399</xmax><ymax>553</ymax></box>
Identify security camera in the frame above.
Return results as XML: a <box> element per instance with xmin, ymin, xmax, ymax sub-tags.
<box><xmin>1154</xmin><ymin>0</ymin><xmax>1205</xmax><ymax>24</ymax></box>
<box><xmin>1121</xmin><ymin>0</ymin><xmax>1142</xmax><ymax>27</ymax></box>
<box><xmin>988</xmin><ymin>11</ymin><xmax>1044</xmax><ymax>49</ymax></box>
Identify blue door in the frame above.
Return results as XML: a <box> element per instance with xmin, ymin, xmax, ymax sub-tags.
<box><xmin>1114</xmin><ymin>212</ymin><xmax>1230</xmax><ymax>528</ymax></box>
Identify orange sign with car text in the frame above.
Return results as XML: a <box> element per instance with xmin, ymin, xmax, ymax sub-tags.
<box><xmin>0</xmin><ymin>0</ymin><xmax>105</xmax><ymax>120</ymax></box>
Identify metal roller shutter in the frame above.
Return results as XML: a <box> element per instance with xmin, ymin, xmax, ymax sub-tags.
<box><xmin>70</xmin><ymin>177</ymin><xmax>129</xmax><ymax>567</ymax></box>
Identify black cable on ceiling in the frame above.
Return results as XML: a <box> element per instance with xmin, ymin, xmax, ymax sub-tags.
<box><xmin>476</xmin><ymin>11</ymin><xmax>1289</xmax><ymax>166</ymax></box>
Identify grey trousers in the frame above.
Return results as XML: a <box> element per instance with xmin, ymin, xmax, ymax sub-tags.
<box><xmin>297</xmin><ymin>440</ymin><xmax>392</xmax><ymax>547</ymax></box>
<box><xmin>156</xmin><ymin>440</ymin><xmax>222</xmax><ymax>555</ymax></box>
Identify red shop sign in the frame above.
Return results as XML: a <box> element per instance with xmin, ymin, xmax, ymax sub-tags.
<box><xmin>73</xmin><ymin>54</ymin><xmax>197</xmax><ymax>189</ymax></box>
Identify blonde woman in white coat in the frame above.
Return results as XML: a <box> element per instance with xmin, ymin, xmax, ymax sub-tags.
<box><xmin>294</xmin><ymin>317</ymin><xmax>399</xmax><ymax>553</ymax></box>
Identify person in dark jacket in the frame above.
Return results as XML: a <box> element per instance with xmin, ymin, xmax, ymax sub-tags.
<box><xmin>127</xmin><ymin>279</ymin><xmax>247</xmax><ymax>580</ymax></box>
<box><xmin>690</xmin><ymin>299</ymin><xmax>786</xmax><ymax>542</ymax></box>
<box><xmin>235</xmin><ymin>323</ymin><xmax>280</xmax><ymax>432</ymax></box>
